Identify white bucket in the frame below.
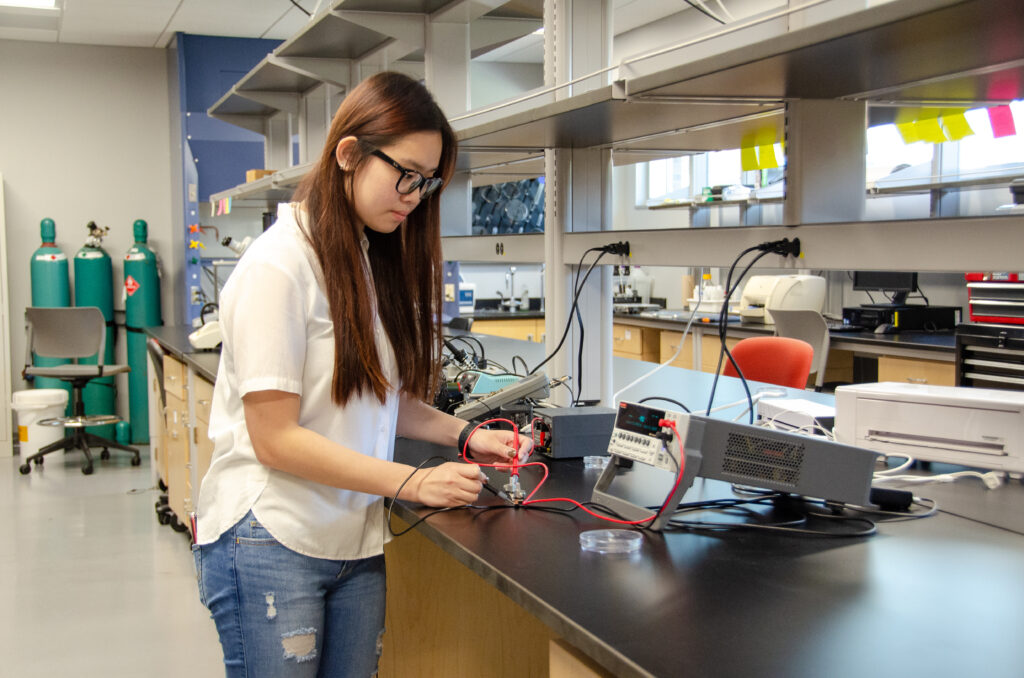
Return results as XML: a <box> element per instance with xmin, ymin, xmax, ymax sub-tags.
<box><xmin>12</xmin><ymin>389</ymin><xmax>68</xmax><ymax>458</ymax></box>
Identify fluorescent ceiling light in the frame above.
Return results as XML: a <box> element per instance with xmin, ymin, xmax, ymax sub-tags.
<box><xmin>0</xmin><ymin>0</ymin><xmax>57</xmax><ymax>7</ymax></box>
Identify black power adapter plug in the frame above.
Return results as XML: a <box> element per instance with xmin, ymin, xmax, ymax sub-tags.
<box><xmin>602</xmin><ymin>241</ymin><xmax>630</xmax><ymax>257</ymax></box>
<box><xmin>758</xmin><ymin>237</ymin><xmax>801</xmax><ymax>258</ymax></box>
<box><xmin>869</xmin><ymin>487</ymin><xmax>914</xmax><ymax>512</ymax></box>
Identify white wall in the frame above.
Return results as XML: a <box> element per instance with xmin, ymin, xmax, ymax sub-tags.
<box><xmin>0</xmin><ymin>39</ymin><xmax>174</xmax><ymax>416</ymax></box>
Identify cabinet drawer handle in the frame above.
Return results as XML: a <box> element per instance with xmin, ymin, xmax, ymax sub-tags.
<box><xmin>198</xmin><ymin>399</ymin><xmax>210</xmax><ymax>406</ymax></box>
<box><xmin>906</xmin><ymin>377</ymin><xmax>928</xmax><ymax>383</ymax></box>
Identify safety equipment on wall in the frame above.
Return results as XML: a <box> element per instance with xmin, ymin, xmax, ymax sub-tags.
<box><xmin>123</xmin><ymin>219</ymin><xmax>163</xmax><ymax>444</ymax></box>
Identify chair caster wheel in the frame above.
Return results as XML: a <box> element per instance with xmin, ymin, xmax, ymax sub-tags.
<box><xmin>19</xmin><ymin>464</ymin><xmax>31</xmax><ymax>475</ymax></box>
<box><xmin>82</xmin><ymin>465</ymin><xmax>94</xmax><ymax>475</ymax></box>
<box><xmin>170</xmin><ymin>515</ymin><xmax>189</xmax><ymax>533</ymax></box>
<box><xmin>131</xmin><ymin>456</ymin><xmax>141</xmax><ymax>466</ymax></box>
<box><xmin>34</xmin><ymin>457</ymin><xmax>43</xmax><ymax>465</ymax></box>
<box><xmin>100</xmin><ymin>449</ymin><xmax>110</xmax><ymax>460</ymax></box>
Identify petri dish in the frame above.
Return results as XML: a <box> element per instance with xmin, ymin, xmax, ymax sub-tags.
<box><xmin>583</xmin><ymin>455</ymin><xmax>610</xmax><ymax>470</ymax></box>
<box><xmin>579</xmin><ymin>529</ymin><xmax>642</xmax><ymax>554</ymax></box>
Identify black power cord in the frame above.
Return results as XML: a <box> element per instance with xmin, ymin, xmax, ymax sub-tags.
<box><xmin>705</xmin><ymin>238</ymin><xmax>801</xmax><ymax>423</ymax></box>
<box><xmin>529</xmin><ymin>241</ymin><xmax>630</xmax><ymax>380</ymax></box>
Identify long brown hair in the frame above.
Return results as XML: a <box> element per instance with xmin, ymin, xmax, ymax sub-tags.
<box><xmin>293</xmin><ymin>72</ymin><xmax>457</xmax><ymax>406</ymax></box>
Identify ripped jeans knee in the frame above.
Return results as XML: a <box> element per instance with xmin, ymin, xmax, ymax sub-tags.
<box><xmin>281</xmin><ymin>627</ymin><xmax>318</xmax><ymax>664</ymax></box>
<box><xmin>194</xmin><ymin>510</ymin><xmax>386</xmax><ymax>677</ymax></box>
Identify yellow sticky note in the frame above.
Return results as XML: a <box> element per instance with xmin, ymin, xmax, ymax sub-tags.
<box><xmin>915</xmin><ymin>112</ymin><xmax>947</xmax><ymax>143</ymax></box>
<box><xmin>741</xmin><ymin>145</ymin><xmax>759</xmax><ymax>171</ymax></box>
<box><xmin>895</xmin><ymin>108</ymin><xmax>921</xmax><ymax>144</ymax></box>
<box><xmin>755</xmin><ymin>127</ymin><xmax>776</xmax><ymax>146</ymax></box>
<box><xmin>758</xmin><ymin>143</ymin><xmax>779</xmax><ymax>169</ymax></box>
<box><xmin>941</xmin><ymin>109</ymin><xmax>974</xmax><ymax>141</ymax></box>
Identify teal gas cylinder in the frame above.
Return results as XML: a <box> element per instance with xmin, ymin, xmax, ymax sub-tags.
<box><xmin>123</xmin><ymin>219</ymin><xmax>162</xmax><ymax>444</ymax></box>
<box><xmin>29</xmin><ymin>218</ymin><xmax>72</xmax><ymax>413</ymax></box>
<box><xmin>74</xmin><ymin>223</ymin><xmax>116</xmax><ymax>438</ymax></box>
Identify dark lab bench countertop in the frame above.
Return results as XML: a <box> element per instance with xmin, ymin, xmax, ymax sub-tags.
<box><xmin>392</xmin><ymin>439</ymin><xmax>1024</xmax><ymax>678</ymax></box>
<box><xmin>145</xmin><ymin>325</ymin><xmax>220</xmax><ymax>382</ymax></box>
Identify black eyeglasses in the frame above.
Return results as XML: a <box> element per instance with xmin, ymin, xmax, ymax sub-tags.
<box><xmin>369</xmin><ymin>148</ymin><xmax>443</xmax><ymax>198</ymax></box>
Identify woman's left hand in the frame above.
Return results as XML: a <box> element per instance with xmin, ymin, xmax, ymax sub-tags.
<box><xmin>465</xmin><ymin>427</ymin><xmax>532</xmax><ymax>464</ymax></box>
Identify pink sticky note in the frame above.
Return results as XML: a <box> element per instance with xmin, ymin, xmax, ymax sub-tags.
<box><xmin>988</xmin><ymin>105</ymin><xmax>1017</xmax><ymax>138</ymax></box>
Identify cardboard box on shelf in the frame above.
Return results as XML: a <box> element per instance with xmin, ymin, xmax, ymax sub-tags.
<box><xmin>245</xmin><ymin>169</ymin><xmax>275</xmax><ymax>183</ymax></box>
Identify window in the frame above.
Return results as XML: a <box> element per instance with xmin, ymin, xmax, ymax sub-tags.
<box><xmin>866</xmin><ymin>124</ymin><xmax>934</xmax><ymax>184</ymax></box>
<box><xmin>640</xmin><ymin>156</ymin><xmax>690</xmax><ymax>204</ymax></box>
<box><xmin>959</xmin><ymin>103</ymin><xmax>1024</xmax><ymax>175</ymax></box>
<box><xmin>706</xmin><ymin>149</ymin><xmax>742</xmax><ymax>187</ymax></box>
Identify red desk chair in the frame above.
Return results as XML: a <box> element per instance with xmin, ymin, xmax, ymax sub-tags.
<box><xmin>722</xmin><ymin>336</ymin><xmax>814</xmax><ymax>389</ymax></box>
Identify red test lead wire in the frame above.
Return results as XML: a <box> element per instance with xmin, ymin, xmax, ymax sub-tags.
<box><xmin>460</xmin><ymin>417</ymin><xmax>523</xmax><ymax>475</ymax></box>
<box><xmin>460</xmin><ymin>417</ymin><xmax>687</xmax><ymax>528</ymax></box>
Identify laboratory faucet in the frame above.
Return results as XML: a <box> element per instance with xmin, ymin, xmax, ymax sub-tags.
<box><xmin>498</xmin><ymin>267</ymin><xmax>518</xmax><ymax>311</ymax></box>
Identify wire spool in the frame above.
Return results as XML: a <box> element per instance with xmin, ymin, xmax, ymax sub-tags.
<box><xmin>481</xmin><ymin>184</ymin><xmax>501</xmax><ymax>203</ymax></box>
<box><xmin>500</xmin><ymin>181</ymin><xmax>523</xmax><ymax>201</ymax></box>
<box><xmin>503</xmin><ymin>199</ymin><xmax>529</xmax><ymax>232</ymax></box>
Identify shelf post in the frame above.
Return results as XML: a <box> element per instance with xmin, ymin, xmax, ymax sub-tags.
<box><xmin>427</xmin><ymin>13</ymin><xmax>472</xmax><ymax>236</ymax></box>
<box><xmin>543</xmin><ymin>0</ymin><xmax>614</xmax><ymax>407</ymax></box>
<box><xmin>783</xmin><ymin>99</ymin><xmax>867</xmax><ymax>226</ymax></box>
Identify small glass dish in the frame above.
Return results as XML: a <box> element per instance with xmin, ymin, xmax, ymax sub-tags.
<box><xmin>579</xmin><ymin>529</ymin><xmax>642</xmax><ymax>554</ymax></box>
<box><xmin>583</xmin><ymin>455</ymin><xmax>610</xmax><ymax>470</ymax></box>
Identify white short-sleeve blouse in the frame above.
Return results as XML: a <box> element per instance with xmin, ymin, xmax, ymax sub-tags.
<box><xmin>194</xmin><ymin>202</ymin><xmax>399</xmax><ymax>560</ymax></box>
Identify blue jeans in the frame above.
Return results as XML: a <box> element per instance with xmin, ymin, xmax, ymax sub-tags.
<box><xmin>193</xmin><ymin>510</ymin><xmax>386</xmax><ymax>678</ymax></box>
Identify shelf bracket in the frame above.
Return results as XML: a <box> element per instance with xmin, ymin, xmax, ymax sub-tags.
<box><xmin>235</xmin><ymin>90</ymin><xmax>301</xmax><ymax>116</ymax></box>
<box><xmin>469</xmin><ymin>17</ymin><xmax>542</xmax><ymax>57</ymax></box>
<box><xmin>207</xmin><ymin>113</ymin><xmax>267</xmax><ymax>136</ymax></box>
<box><xmin>268</xmin><ymin>56</ymin><xmax>354</xmax><ymax>90</ymax></box>
<box><xmin>332</xmin><ymin>10</ymin><xmax>425</xmax><ymax>60</ymax></box>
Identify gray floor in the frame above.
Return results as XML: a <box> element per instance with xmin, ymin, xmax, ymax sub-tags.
<box><xmin>0</xmin><ymin>445</ymin><xmax>225</xmax><ymax>676</ymax></box>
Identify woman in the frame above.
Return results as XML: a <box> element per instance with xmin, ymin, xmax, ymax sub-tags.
<box><xmin>192</xmin><ymin>72</ymin><xmax>530</xmax><ymax>677</ymax></box>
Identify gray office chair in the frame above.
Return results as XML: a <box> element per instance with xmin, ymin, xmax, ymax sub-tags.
<box><xmin>768</xmin><ymin>308</ymin><xmax>830</xmax><ymax>391</ymax></box>
<box><xmin>448</xmin><ymin>317</ymin><xmax>474</xmax><ymax>331</ymax></box>
<box><xmin>20</xmin><ymin>307</ymin><xmax>140</xmax><ymax>475</ymax></box>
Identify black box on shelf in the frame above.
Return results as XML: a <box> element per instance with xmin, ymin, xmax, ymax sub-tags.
<box><xmin>842</xmin><ymin>305</ymin><xmax>959</xmax><ymax>332</ymax></box>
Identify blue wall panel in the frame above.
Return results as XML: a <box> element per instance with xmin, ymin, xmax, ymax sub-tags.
<box><xmin>174</xmin><ymin>33</ymin><xmax>282</xmax><ymax>325</ymax></box>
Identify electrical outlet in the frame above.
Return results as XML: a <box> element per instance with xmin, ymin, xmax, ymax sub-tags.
<box><xmin>190</xmin><ymin>286</ymin><xmax>201</xmax><ymax>304</ymax></box>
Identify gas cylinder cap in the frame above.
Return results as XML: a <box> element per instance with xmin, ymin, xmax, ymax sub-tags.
<box><xmin>40</xmin><ymin>218</ymin><xmax>56</xmax><ymax>242</ymax></box>
<box><xmin>133</xmin><ymin>219</ymin><xmax>148</xmax><ymax>243</ymax></box>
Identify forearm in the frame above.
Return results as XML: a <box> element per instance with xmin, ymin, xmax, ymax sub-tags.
<box><xmin>395</xmin><ymin>394</ymin><xmax>465</xmax><ymax>447</ymax></box>
<box><xmin>395</xmin><ymin>394</ymin><xmax>531</xmax><ymax>464</ymax></box>
<box><xmin>254</xmin><ymin>423</ymin><xmax>423</xmax><ymax>501</ymax></box>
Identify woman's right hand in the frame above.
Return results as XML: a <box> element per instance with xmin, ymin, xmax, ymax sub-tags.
<box><xmin>413</xmin><ymin>462</ymin><xmax>485</xmax><ymax>507</ymax></box>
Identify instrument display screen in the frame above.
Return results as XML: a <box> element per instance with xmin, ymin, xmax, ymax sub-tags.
<box><xmin>615</xmin><ymin>402</ymin><xmax>665</xmax><ymax>437</ymax></box>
